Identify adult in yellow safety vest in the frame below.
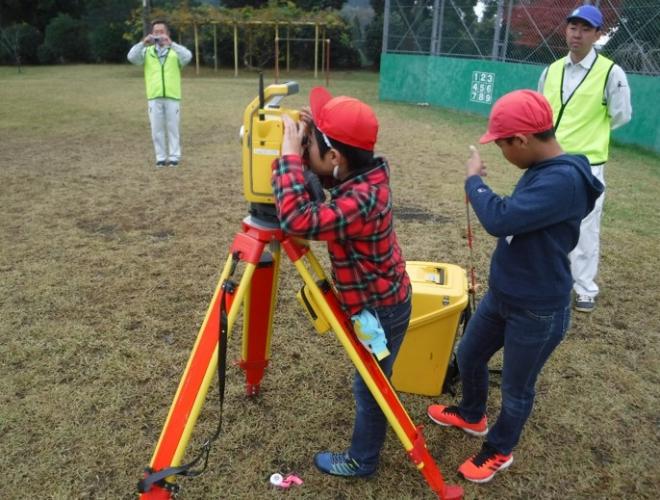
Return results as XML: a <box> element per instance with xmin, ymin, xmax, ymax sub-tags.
<box><xmin>128</xmin><ymin>20</ymin><xmax>192</xmax><ymax>168</ymax></box>
<box><xmin>538</xmin><ymin>5</ymin><xmax>632</xmax><ymax>313</ymax></box>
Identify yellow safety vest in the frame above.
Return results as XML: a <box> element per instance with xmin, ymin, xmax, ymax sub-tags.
<box><xmin>144</xmin><ymin>46</ymin><xmax>182</xmax><ymax>100</ymax></box>
<box><xmin>544</xmin><ymin>54</ymin><xmax>614</xmax><ymax>165</ymax></box>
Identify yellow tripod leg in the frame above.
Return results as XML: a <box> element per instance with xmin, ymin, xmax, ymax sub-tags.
<box><xmin>282</xmin><ymin>240</ymin><xmax>462</xmax><ymax>500</ymax></box>
<box><xmin>141</xmin><ymin>248</ymin><xmax>262</xmax><ymax>498</ymax></box>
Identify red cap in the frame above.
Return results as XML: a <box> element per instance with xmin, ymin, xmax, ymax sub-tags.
<box><xmin>479</xmin><ymin>90</ymin><xmax>554</xmax><ymax>144</ymax></box>
<box><xmin>309</xmin><ymin>86</ymin><xmax>378</xmax><ymax>151</ymax></box>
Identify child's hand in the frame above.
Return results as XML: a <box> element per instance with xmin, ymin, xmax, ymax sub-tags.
<box><xmin>299</xmin><ymin>107</ymin><xmax>313</xmax><ymax>127</ymax></box>
<box><xmin>282</xmin><ymin>114</ymin><xmax>305</xmax><ymax>157</ymax></box>
<box><xmin>466</xmin><ymin>145</ymin><xmax>487</xmax><ymax>178</ymax></box>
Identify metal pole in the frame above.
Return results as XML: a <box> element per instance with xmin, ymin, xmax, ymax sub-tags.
<box><xmin>502</xmin><ymin>0</ymin><xmax>513</xmax><ymax>62</ymax></box>
<box><xmin>430</xmin><ymin>0</ymin><xmax>440</xmax><ymax>55</ymax></box>
<box><xmin>325</xmin><ymin>39</ymin><xmax>331</xmax><ymax>87</ymax></box>
<box><xmin>437</xmin><ymin>0</ymin><xmax>446</xmax><ymax>54</ymax></box>
<box><xmin>233</xmin><ymin>23</ymin><xmax>238</xmax><ymax>77</ymax></box>
<box><xmin>286</xmin><ymin>25</ymin><xmax>290</xmax><ymax>73</ymax></box>
<box><xmin>194</xmin><ymin>23</ymin><xmax>200</xmax><ymax>76</ymax></box>
<box><xmin>491</xmin><ymin>0</ymin><xmax>505</xmax><ymax>60</ymax></box>
<box><xmin>142</xmin><ymin>0</ymin><xmax>151</xmax><ymax>37</ymax></box>
<box><xmin>382</xmin><ymin>0</ymin><xmax>391</xmax><ymax>54</ymax></box>
<box><xmin>314</xmin><ymin>23</ymin><xmax>319</xmax><ymax>79</ymax></box>
<box><xmin>321</xmin><ymin>26</ymin><xmax>326</xmax><ymax>75</ymax></box>
<box><xmin>275</xmin><ymin>23</ymin><xmax>279</xmax><ymax>83</ymax></box>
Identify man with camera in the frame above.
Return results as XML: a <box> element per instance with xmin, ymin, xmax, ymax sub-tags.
<box><xmin>128</xmin><ymin>20</ymin><xmax>192</xmax><ymax>168</ymax></box>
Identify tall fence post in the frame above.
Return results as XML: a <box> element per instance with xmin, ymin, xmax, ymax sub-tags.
<box><xmin>314</xmin><ymin>23</ymin><xmax>319</xmax><ymax>79</ymax></box>
<box><xmin>431</xmin><ymin>0</ymin><xmax>441</xmax><ymax>55</ymax></box>
<box><xmin>437</xmin><ymin>0</ymin><xmax>446</xmax><ymax>55</ymax></box>
<box><xmin>233</xmin><ymin>23</ymin><xmax>238</xmax><ymax>77</ymax></box>
<box><xmin>142</xmin><ymin>0</ymin><xmax>151</xmax><ymax>37</ymax></box>
<box><xmin>194</xmin><ymin>23</ymin><xmax>200</xmax><ymax>76</ymax></box>
<box><xmin>502</xmin><ymin>0</ymin><xmax>514</xmax><ymax>61</ymax></box>
<box><xmin>382</xmin><ymin>0</ymin><xmax>391</xmax><ymax>54</ymax></box>
<box><xmin>491</xmin><ymin>0</ymin><xmax>505</xmax><ymax>60</ymax></box>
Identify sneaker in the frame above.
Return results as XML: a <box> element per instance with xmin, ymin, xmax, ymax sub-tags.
<box><xmin>313</xmin><ymin>451</ymin><xmax>376</xmax><ymax>477</ymax></box>
<box><xmin>169</xmin><ymin>161</ymin><xmax>179</xmax><ymax>167</ymax></box>
<box><xmin>428</xmin><ymin>405</ymin><xmax>488</xmax><ymax>437</ymax></box>
<box><xmin>575</xmin><ymin>295</ymin><xmax>596</xmax><ymax>313</ymax></box>
<box><xmin>156</xmin><ymin>161</ymin><xmax>167</xmax><ymax>168</ymax></box>
<box><xmin>458</xmin><ymin>443</ymin><xmax>513</xmax><ymax>483</ymax></box>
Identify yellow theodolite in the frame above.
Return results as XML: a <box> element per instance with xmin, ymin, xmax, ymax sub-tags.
<box><xmin>240</xmin><ymin>76</ymin><xmax>300</xmax><ymax>206</ymax></box>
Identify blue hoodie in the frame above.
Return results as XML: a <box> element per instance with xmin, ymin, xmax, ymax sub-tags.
<box><xmin>465</xmin><ymin>154</ymin><xmax>604</xmax><ymax>309</ymax></box>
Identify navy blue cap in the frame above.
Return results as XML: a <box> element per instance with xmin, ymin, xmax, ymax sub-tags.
<box><xmin>567</xmin><ymin>5</ymin><xmax>603</xmax><ymax>29</ymax></box>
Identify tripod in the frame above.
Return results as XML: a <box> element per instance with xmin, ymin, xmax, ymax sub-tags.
<box><xmin>138</xmin><ymin>214</ymin><xmax>463</xmax><ymax>500</ymax></box>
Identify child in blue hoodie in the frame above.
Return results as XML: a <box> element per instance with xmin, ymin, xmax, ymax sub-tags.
<box><xmin>427</xmin><ymin>90</ymin><xmax>604</xmax><ymax>484</ymax></box>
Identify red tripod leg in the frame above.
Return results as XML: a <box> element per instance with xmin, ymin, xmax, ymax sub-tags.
<box><xmin>239</xmin><ymin>250</ymin><xmax>279</xmax><ymax>396</ymax></box>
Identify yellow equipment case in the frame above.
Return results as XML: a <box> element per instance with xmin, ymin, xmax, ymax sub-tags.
<box><xmin>391</xmin><ymin>262</ymin><xmax>469</xmax><ymax>396</ymax></box>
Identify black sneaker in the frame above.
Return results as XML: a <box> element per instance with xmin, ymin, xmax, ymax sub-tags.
<box><xmin>169</xmin><ymin>161</ymin><xmax>179</xmax><ymax>167</ymax></box>
<box><xmin>156</xmin><ymin>161</ymin><xmax>167</xmax><ymax>168</ymax></box>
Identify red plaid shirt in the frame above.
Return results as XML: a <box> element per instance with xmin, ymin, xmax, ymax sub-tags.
<box><xmin>272</xmin><ymin>154</ymin><xmax>411</xmax><ymax>315</ymax></box>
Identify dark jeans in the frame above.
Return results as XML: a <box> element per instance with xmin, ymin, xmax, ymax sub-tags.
<box><xmin>457</xmin><ymin>290</ymin><xmax>570</xmax><ymax>455</ymax></box>
<box><xmin>347</xmin><ymin>297</ymin><xmax>412</xmax><ymax>468</ymax></box>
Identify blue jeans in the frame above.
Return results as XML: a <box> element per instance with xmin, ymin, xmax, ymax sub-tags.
<box><xmin>347</xmin><ymin>297</ymin><xmax>412</xmax><ymax>469</ymax></box>
<box><xmin>457</xmin><ymin>291</ymin><xmax>570</xmax><ymax>455</ymax></box>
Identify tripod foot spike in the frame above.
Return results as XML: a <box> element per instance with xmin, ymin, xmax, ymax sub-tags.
<box><xmin>245</xmin><ymin>383</ymin><xmax>260</xmax><ymax>396</ymax></box>
<box><xmin>442</xmin><ymin>484</ymin><xmax>464</xmax><ymax>500</ymax></box>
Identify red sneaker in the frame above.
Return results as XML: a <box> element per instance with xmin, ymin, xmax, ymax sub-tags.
<box><xmin>427</xmin><ymin>405</ymin><xmax>488</xmax><ymax>436</ymax></box>
<box><xmin>458</xmin><ymin>443</ymin><xmax>513</xmax><ymax>483</ymax></box>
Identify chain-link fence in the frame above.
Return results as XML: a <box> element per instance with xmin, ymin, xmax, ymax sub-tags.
<box><xmin>382</xmin><ymin>0</ymin><xmax>660</xmax><ymax>75</ymax></box>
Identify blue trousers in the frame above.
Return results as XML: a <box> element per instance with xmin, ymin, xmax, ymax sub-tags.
<box><xmin>347</xmin><ymin>297</ymin><xmax>412</xmax><ymax>468</ymax></box>
<box><xmin>457</xmin><ymin>291</ymin><xmax>570</xmax><ymax>455</ymax></box>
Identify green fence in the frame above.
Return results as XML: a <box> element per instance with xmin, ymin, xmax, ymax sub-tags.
<box><xmin>379</xmin><ymin>54</ymin><xmax>659</xmax><ymax>154</ymax></box>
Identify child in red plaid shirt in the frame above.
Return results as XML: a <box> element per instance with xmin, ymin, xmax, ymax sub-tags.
<box><xmin>272</xmin><ymin>87</ymin><xmax>412</xmax><ymax>478</ymax></box>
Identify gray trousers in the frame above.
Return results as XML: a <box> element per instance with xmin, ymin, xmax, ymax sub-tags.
<box><xmin>148</xmin><ymin>98</ymin><xmax>181</xmax><ymax>162</ymax></box>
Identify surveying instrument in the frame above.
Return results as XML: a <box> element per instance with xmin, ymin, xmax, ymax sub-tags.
<box><xmin>137</xmin><ymin>77</ymin><xmax>464</xmax><ymax>499</ymax></box>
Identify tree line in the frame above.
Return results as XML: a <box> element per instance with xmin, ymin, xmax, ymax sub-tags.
<box><xmin>0</xmin><ymin>0</ymin><xmax>386</xmax><ymax>71</ymax></box>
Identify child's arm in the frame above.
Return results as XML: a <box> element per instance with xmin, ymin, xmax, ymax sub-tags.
<box><xmin>272</xmin><ymin>154</ymin><xmax>378</xmax><ymax>240</ymax></box>
<box><xmin>466</xmin><ymin>172</ymin><xmax>576</xmax><ymax>237</ymax></box>
<box><xmin>465</xmin><ymin>148</ymin><xmax>576</xmax><ymax>236</ymax></box>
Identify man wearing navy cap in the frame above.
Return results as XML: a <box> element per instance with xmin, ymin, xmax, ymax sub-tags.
<box><xmin>538</xmin><ymin>4</ymin><xmax>632</xmax><ymax>313</ymax></box>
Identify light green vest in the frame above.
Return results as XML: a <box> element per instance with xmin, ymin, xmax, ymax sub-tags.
<box><xmin>144</xmin><ymin>46</ymin><xmax>182</xmax><ymax>100</ymax></box>
<box><xmin>544</xmin><ymin>54</ymin><xmax>614</xmax><ymax>164</ymax></box>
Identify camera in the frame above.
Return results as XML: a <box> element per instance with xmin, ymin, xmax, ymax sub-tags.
<box><xmin>151</xmin><ymin>36</ymin><xmax>162</xmax><ymax>44</ymax></box>
<box><xmin>240</xmin><ymin>76</ymin><xmax>300</xmax><ymax>221</ymax></box>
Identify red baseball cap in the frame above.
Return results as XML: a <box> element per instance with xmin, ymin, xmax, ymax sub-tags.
<box><xmin>309</xmin><ymin>86</ymin><xmax>378</xmax><ymax>151</ymax></box>
<box><xmin>479</xmin><ymin>90</ymin><xmax>554</xmax><ymax>144</ymax></box>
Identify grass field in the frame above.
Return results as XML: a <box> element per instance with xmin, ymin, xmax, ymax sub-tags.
<box><xmin>1</xmin><ymin>65</ymin><xmax>658</xmax><ymax>500</ymax></box>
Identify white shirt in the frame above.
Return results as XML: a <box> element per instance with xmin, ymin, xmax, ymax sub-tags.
<box><xmin>538</xmin><ymin>49</ymin><xmax>632</xmax><ymax>130</ymax></box>
<box><xmin>127</xmin><ymin>41</ymin><xmax>192</xmax><ymax>67</ymax></box>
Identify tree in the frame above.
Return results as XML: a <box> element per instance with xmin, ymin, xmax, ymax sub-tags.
<box><xmin>508</xmin><ymin>0</ymin><xmax>622</xmax><ymax>64</ymax></box>
<box><xmin>220</xmin><ymin>0</ymin><xmax>343</xmax><ymax>8</ymax></box>
<box><xmin>84</xmin><ymin>0</ymin><xmax>135</xmax><ymax>62</ymax></box>
<box><xmin>0</xmin><ymin>22</ymin><xmax>42</xmax><ymax>70</ymax></box>
<box><xmin>39</xmin><ymin>13</ymin><xmax>88</xmax><ymax>63</ymax></box>
<box><xmin>0</xmin><ymin>0</ymin><xmax>86</xmax><ymax>34</ymax></box>
<box><xmin>364</xmin><ymin>14</ymin><xmax>381</xmax><ymax>68</ymax></box>
<box><xmin>370</xmin><ymin>0</ymin><xmax>384</xmax><ymax>17</ymax></box>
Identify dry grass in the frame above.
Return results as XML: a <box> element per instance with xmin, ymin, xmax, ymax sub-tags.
<box><xmin>1</xmin><ymin>65</ymin><xmax>658</xmax><ymax>500</ymax></box>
